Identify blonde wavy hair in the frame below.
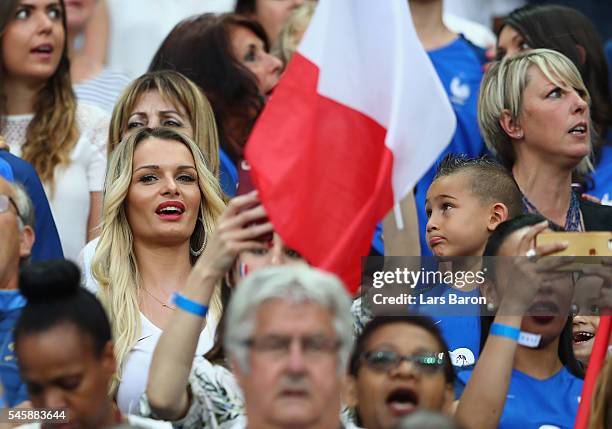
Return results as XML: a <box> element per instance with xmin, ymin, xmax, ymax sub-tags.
<box><xmin>0</xmin><ymin>0</ymin><xmax>79</xmax><ymax>185</ymax></box>
<box><xmin>108</xmin><ymin>70</ymin><xmax>220</xmax><ymax>178</ymax></box>
<box><xmin>478</xmin><ymin>48</ymin><xmax>593</xmax><ymax>174</ymax></box>
<box><xmin>91</xmin><ymin>127</ymin><xmax>225</xmax><ymax>392</ymax></box>
<box><xmin>273</xmin><ymin>0</ymin><xmax>316</xmax><ymax>65</ymax></box>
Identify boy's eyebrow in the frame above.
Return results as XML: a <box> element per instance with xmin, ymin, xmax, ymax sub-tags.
<box><xmin>430</xmin><ymin>194</ymin><xmax>458</xmax><ymax>201</ymax></box>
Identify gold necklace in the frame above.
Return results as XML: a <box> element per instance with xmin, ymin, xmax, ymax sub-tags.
<box><xmin>141</xmin><ymin>287</ymin><xmax>176</xmax><ymax>310</ymax></box>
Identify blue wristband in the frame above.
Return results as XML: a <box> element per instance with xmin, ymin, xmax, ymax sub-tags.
<box><xmin>490</xmin><ymin>323</ymin><xmax>520</xmax><ymax>341</ymax></box>
<box><xmin>172</xmin><ymin>293</ymin><xmax>209</xmax><ymax>318</ymax></box>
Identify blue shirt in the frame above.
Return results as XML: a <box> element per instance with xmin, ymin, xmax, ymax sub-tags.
<box><xmin>0</xmin><ymin>151</ymin><xmax>63</xmax><ymax>261</ymax></box>
<box><xmin>0</xmin><ymin>290</ymin><xmax>28</xmax><ymax>406</ymax></box>
<box><xmin>458</xmin><ymin>366</ymin><xmax>583</xmax><ymax>429</ymax></box>
<box><xmin>415</xmin><ymin>36</ymin><xmax>486</xmax><ymax>256</ymax></box>
<box><xmin>219</xmin><ymin>148</ymin><xmax>238</xmax><ymax>197</ymax></box>
<box><xmin>591</xmin><ymin>143</ymin><xmax>612</xmax><ymax>205</ymax></box>
<box><xmin>414</xmin><ymin>281</ymin><xmax>481</xmax><ymax>398</ymax></box>
<box><xmin>0</xmin><ymin>157</ymin><xmax>13</xmax><ymax>181</ymax></box>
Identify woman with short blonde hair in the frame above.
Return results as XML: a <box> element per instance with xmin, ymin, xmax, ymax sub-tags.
<box><xmin>478</xmin><ymin>48</ymin><xmax>612</xmax><ymax>231</ymax></box>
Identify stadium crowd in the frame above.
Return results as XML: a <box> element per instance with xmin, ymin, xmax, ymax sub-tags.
<box><xmin>0</xmin><ymin>0</ymin><xmax>611</xmax><ymax>428</ymax></box>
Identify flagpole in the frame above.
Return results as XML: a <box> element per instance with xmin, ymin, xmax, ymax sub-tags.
<box><xmin>574</xmin><ymin>312</ymin><xmax>611</xmax><ymax>429</ymax></box>
<box><xmin>393</xmin><ymin>202</ymin><xmax>404</xmax><ymax>230</ymax></box>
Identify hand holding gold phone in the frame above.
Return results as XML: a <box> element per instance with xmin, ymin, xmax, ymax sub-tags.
<box><xmin>535</xmin><ymin>232</ymin><xmax>612</xmax><ymax>256</ymax></box>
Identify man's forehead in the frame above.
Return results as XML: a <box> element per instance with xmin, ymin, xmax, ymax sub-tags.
<box><xmin>254</xmin><ymin>299</ymin><xmax>335</xmax><ymax>334</ymax></box>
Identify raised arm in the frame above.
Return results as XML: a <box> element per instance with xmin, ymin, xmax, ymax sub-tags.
<box><xmin>456</xmin><ymin>223</ymin><xmax>570</xmax><ymax>429</ymax></box>
<box><xmin>146</xmin><ymin>191</ymin><xmax>272</xmax><ymax>420</ymax></box>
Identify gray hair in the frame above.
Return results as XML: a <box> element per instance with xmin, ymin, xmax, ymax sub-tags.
<box><xmin>224</xmin><ymin>265</ymin><xmax>354</xmax><ymax>374</ymax></box>
<box><xmin>11</xmin><ymin>182</ymin><xmax>35</xmax><ymax>231</ymax></box>
<box><xmin>478</xmin><ymin>48</ymin><xmax>593</xmax><ymax>174</ymax></box>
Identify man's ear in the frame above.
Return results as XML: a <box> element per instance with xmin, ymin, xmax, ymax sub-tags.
<box><xmin>343</xmin><ymin>375</ymin><xmax>359</xmax><ymax>408</ymax></box>
<box><xmin>19</xmin><ymin>225</ymin><xmax>35</xmax><ymax>259</ymax></box>
<box><xmin>499</xmin><ymin>109</ymin><xmax>523</xmax><ymax>140</ymax></box>
<box><xmin>230</xmin><ymin>357</ymin><xmax>246</xmax><ymax>389</ymax></box>
<box><xmin>487</xmin><ymin>203</ymin><xmax>509</xmax><ymax>232</ymax></box>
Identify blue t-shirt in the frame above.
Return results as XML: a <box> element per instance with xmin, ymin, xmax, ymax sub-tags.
<box><xmin>219</xmin><ymin>148</ymin><xmax>238</xmax><ymax>198</ymax></box>
<box><xmin>0</xmin><ymin>290</ymin><xmax>28</xmax><ymax>406</ymax></box>
<box><xmin>0</xmin><ymin>151</ymin><xmax>63</xmax><ymax>261</ymax></box>
<box><xmin>590</xmin><ymin>143</ymin><xmax>612</xmax><ymax>205</ymax></box>
<box><xmin>414</xmin><ymin>282</ymin><xmax>481</xmax><ymax>398</ymax></box>
<box><xmin>415</xmin><ymin>36</ymin><xmax>486</xmax><ymax>256</ymax></box>
<box><xmin>0</xmin><ymin>158</ymin><xmax>14</xmax><ymax>181</ymax></box>
<box><xmin>458</xmin><ymin>366</ymin><xmax>583</xmax><ymax>429</ymax></box>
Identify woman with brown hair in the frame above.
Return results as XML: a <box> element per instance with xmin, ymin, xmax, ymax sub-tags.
<box><xmin>149</xmin><ymin>13</ymin><xmax>282</xmax><ymax>196</ymax></box>
<box><xmin>0</xmin><ymin>0</ymin><xmax>109</xmax><ymax>260</ymax></box>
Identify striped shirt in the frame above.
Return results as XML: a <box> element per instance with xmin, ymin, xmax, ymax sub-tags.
<box><xmin>74</xmin><ymin>68</ymin><xmax>132</xmax><ymax>113</ymax></box>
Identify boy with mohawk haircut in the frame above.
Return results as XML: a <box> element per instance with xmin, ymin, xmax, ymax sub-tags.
<box><xmin>425</xmin><ymin>154</ymin><xmax>525</xmax><ymax>258</ymax></box>
<box><xmin>416</xmin><ymin>154</ymin><xmax>525</xmax><ymax>394</ymax></box>
<box><xmin>353</xmin><ymin>154</ymin><xmax>525</xmax><ymax>397</ymax></box>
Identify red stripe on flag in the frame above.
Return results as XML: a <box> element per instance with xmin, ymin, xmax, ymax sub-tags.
<box><xmin>246</xmin><ymin>53</ymin><xmax>394</xmax><ymax>293</ymax></box>
<box><xmin>574</xmin><ymin>313</ymin><xmax>611</xmax><ymax>429</ymax></box>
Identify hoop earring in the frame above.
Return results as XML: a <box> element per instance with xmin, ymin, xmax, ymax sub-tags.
<box><xmin>190</xmin><ymin>218</ymin><xmax>207</xmax><ymax>257</ymax></box>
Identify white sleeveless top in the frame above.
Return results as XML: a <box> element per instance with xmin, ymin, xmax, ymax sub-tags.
<box><xmin>117</xmin><ymin>312</ymin><xmax>217</xmax><ymax>414</ymax></box>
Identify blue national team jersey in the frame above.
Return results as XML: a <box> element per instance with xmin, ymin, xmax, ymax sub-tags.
<box><xmin>414</xmin><ymin>282</ymin><xmax>481</xmax><ymax>398</ymax></box>
<box><xmin>0</xmin><ymin>290</ymin><xmax>28</xmax><ymax>406</ymax></box>
<box><xmin>415</xmin><ymin>36</ymin><xmax>486</xmax><ymax>256</ymax></box>
<box><xmin>458</xmin><ymin>367</ymin><xmax>583</xmax><ymax>429</ymax></box>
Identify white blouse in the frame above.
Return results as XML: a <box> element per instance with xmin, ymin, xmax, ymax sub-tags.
<box><xmin>118</xmin><ymin>312</ymin><xmax>217</xmax><ymax>415</ymax></box>
<box><xmin>3</xmin><ymin>104</ymin><xmax>109</xmax><ymax>260</ymax></box>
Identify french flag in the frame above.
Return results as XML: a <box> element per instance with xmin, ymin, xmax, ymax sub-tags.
<box><xmin>246</xmin><ymin>0</ymin><xmax>456</xmax><ymax>293</ymax></box>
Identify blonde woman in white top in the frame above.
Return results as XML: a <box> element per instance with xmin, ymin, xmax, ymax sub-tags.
<box><xmin>91</xmin><ymin>127</ymin><xmax>225</xmax><ymax>413</ymax></box>
<box><xmin>0</xmin><ymin>0</ymin><xmax>108</xmax><ymax>260</ymax></box>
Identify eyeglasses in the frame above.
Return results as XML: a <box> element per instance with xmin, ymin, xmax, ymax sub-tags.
<box><xmin>0</xmin><ymin>194</ymin><xmax>22</xmax><ymax>221</ymax></box>
<box><xmin>361</xmin><ymin>350</ymin><xmax>446</xmax><ymax>375</ymax></box>
<box><xmin>243</xmin><ymin>335</ymin><xmax>340</xmax><ymax>358</ymax></box>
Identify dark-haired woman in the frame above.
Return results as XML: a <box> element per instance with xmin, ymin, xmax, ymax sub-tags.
<box><xmin>345</xmin><ymin>316</ymin><xmax>455</xmax><ymax>429</ymax></box>
<box><xmin>496</xmin><ymin>4</ymin><xmax>612</xmax><ymax>202</ymax></box>
<box><xmin>456</xmin><ymin>214</ymin><xmax>585</xmax><ymax>429</ymax></box>
<box><xmin>149</xmin><ymin>13</ymin><xmax>282</xmax><ymax>196</ymax></box>
<box><xmin>13</xmin><ymin>260</ymin><xmax>171</xmax><ymax>429</ymax></box>
<box><xmin>0</xmin><ymin>0</ymin><xmax>109</xmax><ymax>261</ymax></box>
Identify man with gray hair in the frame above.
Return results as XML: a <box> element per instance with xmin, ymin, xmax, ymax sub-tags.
<box><xmin>224</xmin><ymin>265</ymin><xmax>355</xmax><ymax>429</ymax></box>
<box><xmin>0</xmin><ymin>175</ymin><xmax>35</xmax><ymax>406</ymax></box>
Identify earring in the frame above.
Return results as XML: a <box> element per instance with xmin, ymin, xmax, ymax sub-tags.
<box><xmin>486</xmin><ymin>301</ymin><xmax>496</xmax><ymax>313</ymax></box>
<box><xmin>190</xmin><ymin>218</ymin><xmax>207</xmax><ymax>257</ymax></box>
